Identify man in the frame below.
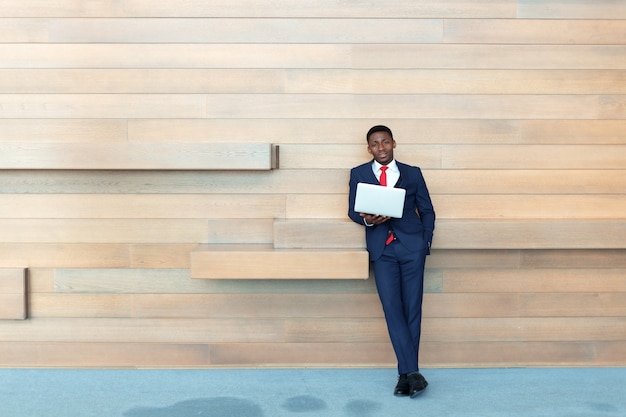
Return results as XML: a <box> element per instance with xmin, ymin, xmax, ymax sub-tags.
<box><xmin>348</xmin><ymin>125</ymin><xmax>435</xmax><ymax>398</ymax></box>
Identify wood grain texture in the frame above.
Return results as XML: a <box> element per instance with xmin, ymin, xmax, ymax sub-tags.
<box><xmin>0</xmin><ymin>1</ymin><xmax>518</xmax><ymax>18</ymax></box>
<box><xmin>0</xmin><ymin>268</ymin><xmax>27</xmax><ymax>320</ymax></box>
<box><xmin>1</xmin><ymin>1</ymin><xmax>624</xmax><ymax>369</ymax></box>
<box><xmin>190</xmin><ymin>244</ymin><xmax>370</xmax><ymax>279</ymax></box>
<box><xmin>0</xmin><ymin>143</ymin><xmax>275</xmax><ymax>170</ymax></box>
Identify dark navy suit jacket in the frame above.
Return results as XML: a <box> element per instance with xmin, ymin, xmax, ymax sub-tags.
<box><xmin>348</xmin><ymin>160</ymin><xmax>435</xmax><ymax>261</ymax></box>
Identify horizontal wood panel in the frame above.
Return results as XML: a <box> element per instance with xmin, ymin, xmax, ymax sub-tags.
<box><xmin>444</xmin><ymin>268</ymin><xmax>626</xmax><ymax>293</ymax></box>
<box><xmin>190</xmin><ymin>245</ymin><xmax>369</xmax><ymax>279</ymax></box>
<box><xmin>352</xmin><ymin>45</ymin><xmax>626</xmax><ymax>69</ymax></box>
<box><xmin>0</xmin><ymin>342</ymin><xmax>210</xmax><ymax>367</ymax></box>
<box><xmin>279</xmin><ymin>144</ymin><xmax>439</xmax><ymax>169</ymax></box>
<box><xmin>442</xmin><ymin>145</ymin><xmax>626</xmax><ymax>169</ymax></box>
<box><xmin>274</xmin><ymin>220</ymin><xmax>364</xmax><ymax>249</ymax></box>
<box><xmin>205</xmin><ymin>94</ymin><xmax>626</xmax><ymax>120</ymax></box>
<box><xmin>519</xmin><ymin>120</ymin><xmax>626</xmax><ymax>145</ymax></box>
<box><xmin>206</xmin><ymin>219</ymin><xmax>274</xmax><ymax>244</ymax></box>
<box><xmin>0</xmin><ymin>318</ymin><xmax>288</xmax><ymax>343</ymax></box>
<box><xmin>53</xmin><ymin>267</ymin><xmax>378</xmax><ymax>294</ymax></box>
<box><xmin>29</xmin><ymin>292</ymin><xmax>626</xmax><ymax>319</ymax></box>
<box><xmin>8</xmin><ymin>69</ymin><xmax>626</xmax><ymax>94</ymax></box>
<box><xmin>0</xmin><ymin>243</ymin><xmax>130</xmax><ymax>268</ymax></box>
<box><xmin>0</xmin><ymin>219</ymin><xmax>209</xmax><ymax>244</ymax></box>
<box><xmin>0</xmin><ymin>194</ymin><xmax>285</xmax><ymax>219</ymax></box>
<box><xmin>0</xmin><ymin>267</ymin><xmax>26</xmax><ymax>320</ymax></box>
<box><xmin>0</xmin><ymin>44</ymin><xmax>353</xmax><ymax>69</ymax></box>
<box><xmin>0</xmin><ymin>143</ymin><xmax>275</xmax><ymax>170</ymax></box>
<box><xmin>290</xmin><ymin>194</ymin><xmax>626</xmax><ymax>220</ymax></box>
<box><xmin>0</xmin><ymin>1</ymin><xmax>518</xmax><ymax>18</ymax></box>
<box><xmin>420</xmin><ymin>317</ymin><xmax>626</xmax><ymax>343</ymax></box>
<box><xmin>22</xmin><ymin>18</ymin><xmax>443</xmax><ymax>43</ymax></box>
<box><xmin>280</xmin><ymin>144</ymin><xmax>626</xmax><ymax>169</ymax></box>
<box><xmin>286</xmin><ymin>69</ymin><xmax>626</xmax><ymax>95</ymax></box>
<box><xmin>520</xmin><ymin>249</ymin><xmax>626</xmax><ymax>269</ymax></box>
<box><xmin>0</xmin><ymin>94</ymin><xmax>205</xmax><ymax>118</ymax></box>
<box><xmin>0</xmin><ymin>295</ymin><xmax>27</xmax><ymax>320</ymax></box>
<box><xmin>435</xmin><ymin>220</ymin><xmax>626</xmax><ymax>249</ymax></box>
<box><xmin>445</xmin><ymin>19</ymin><xmax>626</xmax><ymax>44</ymax></box>
<box><xmin>129</xmin><ymin>119</ymin><xmax>521</xmax><ymax>144</ymax></box>
<box><xmin>0</xmin><ymin>119</ymin><xmax>127</xmax><ymax>142</ymax></box>
<box><xmin>4</xmin><ymin>44</ymin><xmax>626</xmax><ymax>69</ymax></box>
<box><xmin>1</xmin><ymin>169</ymin><xmax>624</xmax><ymax>195</ymax></box>
<box><xmin>209</xmin><ymin>342</ymin><xmax>395</xmax><ymax>367</ymax></box>
<box><xmin>428</xmin><ymin>170</ymin><xmax>626</xmax><ymax>195</ymax></box>
<box><xmin>518</xmin><ymin>0</ymin><xmax>626</xmax><ymax>19</ymax></box>
<box><xmin>0</xmin><ymin>69</ymin><xmax>285</xmax><ymax>94</ymax></box>
<box><xmin>128</xmin><ymin>118</ymin><xmax>626</xmax><ymax>145</ymax></box>
<box><xmin>30</xmin><ymin>294</ymin><xmax>132</xmax><ymax>318</ymax></box>
<box><xmin>422</xmin><ymin>341</ymin><xmax>626</xmax><ymax>367</ymax></box>
<box><xmin>51</xmin><ymin>293</ymin><xmax>381</xmax><ymax>319</ymax></box>
<box><xmin>426</xmin><ymin>293</ymin><xmax>626</xmax><ymax>318</ymax></box>
<box><xmin>285</xmin><ymin>317</ymin><xmax>626</xmax><ymax>343</ymax></box>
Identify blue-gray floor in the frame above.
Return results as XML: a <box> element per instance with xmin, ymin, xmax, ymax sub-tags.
<box><xmin>1</xmin><ymin>368</ymin><xmax>624</xmax><ymax>417</ymax></box>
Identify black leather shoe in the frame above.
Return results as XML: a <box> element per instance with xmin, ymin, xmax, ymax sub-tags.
<box><xmin>407</xmin><ymin>372</ymin><xmax>428</xmax><ymax>398</ymax></box>
<box><xmin>394</xmin><ymin>374</ymin><xmax>410</xmax><ymax>396</ymax></box>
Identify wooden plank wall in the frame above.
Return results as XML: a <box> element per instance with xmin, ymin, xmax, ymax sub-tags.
<box><xmin>0</xmin><ymin>0</ymin><xmax>625</xmax><ymax>368</ymax></box>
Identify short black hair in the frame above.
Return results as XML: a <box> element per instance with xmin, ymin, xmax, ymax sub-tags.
<box><xmin>366</xmin><ymin>125</ymin><xmax>393</xmax><ymax>142</ymax></box>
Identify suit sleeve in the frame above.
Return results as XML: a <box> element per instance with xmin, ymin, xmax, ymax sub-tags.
<box><xmin>415</xmin><ymin>168</ymin><xmax>435</xmax><ymax>246</ymax></box>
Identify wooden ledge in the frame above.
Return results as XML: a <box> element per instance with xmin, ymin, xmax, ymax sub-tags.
<box><xmin>0</xmin><ymin>143</ymin><xmax>278</xmax><ymax>171</ymax></box>
<box><xmin>0</xmin><ymin>268</ymin><xmax>27</xmax><ymax>320</ymax></box>
<box><xmin>190</xmin><ymin>244</ymin><xmax>369</xmax><ymax>280</ymax></box>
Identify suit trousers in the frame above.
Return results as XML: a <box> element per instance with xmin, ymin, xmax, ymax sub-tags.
<box><xmin>373</xmin><ymin>239</ymin><xmax>427</xmax><ymax>375</ymax></box>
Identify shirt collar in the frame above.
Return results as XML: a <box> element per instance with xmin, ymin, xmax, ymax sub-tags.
<box><xmin>373</xmin><ymin>159</ymin><xmax>398</xmax><ymax>173</ymax></box>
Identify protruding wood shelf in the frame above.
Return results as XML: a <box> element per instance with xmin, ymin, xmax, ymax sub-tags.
<box><xmin>0</xmin><ymin>143</ymin><xmax>279</xmax><ymax>171</ymax></box>
<box><xmin>0</xmin><ymin>268</ymin><xmax>27</xmax><ymax>320</ymax></box>
<box><xmin>190</xmin><ymin>244</ymin><xmax>369</xmax><ymax>280</ymax></box>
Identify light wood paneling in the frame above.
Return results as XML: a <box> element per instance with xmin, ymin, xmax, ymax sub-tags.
<box><xmin>0</xmin><ymin>1</ymin><xmax>519</xmax><ymax>18</ymax></box>
<box><xmin>0</xmin><ymin>194</ymin><xmax>285</xmax><ymax>219</ymax></box>
<box><xmin>38</xmin><ymin>18</ymin><xmax>443</xmax><ymax>43</ymax></box>
<box><xmin>444</xmin><ymin>268</ymin><xmax>626</xmax><ymax>293</ymax></box>
<box><xmin>0</xmin><ymin>69</ymin><xmax>286</xmax><ymax>94</ymax></box>
<box><xmin>190</xmin><ymin>244</ymin><xmax>369</xmax><ymax>279</ymax></box>
<box><xmin>129</xmin><ymin>118</ymin><xmax>626</xmax><ymax>145</ymax></box>
<box><xmin>274</xmin><ymin>220</ymin><xmax>364</xmax><ymax>249</ymax></box>
<box><xmin>0</xmin><ymin>94</ymin><xmax>205</xmax><ymax>118</ymax></box>
<box><xmin>205</xmin><ymin>94</ymin><xmax>626</xmax><ymax>119</ymax></box>
<box><xmin>518</xmin><ymin>0</ymin><xmax>626</xmax><ymax>19</ymax></box>
<box><xmin>445</xmin><ymin>19</ymin><xmax>626</xmax><ymax>44</ymax></box>
<box><xmin>0</xmin><ymin>268</ymin><xmax>27</xmax><ymax>320</ymax></box>
<box><xmin>0</xmin><ymin>143</ymin><xmax>276</xmax><ymax>170</ymax></box>
<box><xmin>0</xmin><ymin>219</ymin><xmax>209</xmax><ymax>244</ymax></box>
<box><xmin>0</xmin><ymin>44</ymin><xmax>353</xmax><ymax>69</ymax></box>
<box><xmin>435</xmin><ymin>220</ymin><xmax>626</xmax><ymax>249</ymax></box>
<box><xmin>0</xmin><ymin>243</ymin><xmax>130</xmax><ymax>268</ymax></box>
<box><xmin>0</xmin><ymin>1</ymin><xmax>624</xmax><ymax>369</ymax></box>
<box><xmin>0</xmin><ymin>119</ymin><xmax>127</xmax><ymax>142</ymax></box>
<box><xmin>352</xmin><ymin>44</ymin><xmax>626</xmax><ymax>69</ymax></box>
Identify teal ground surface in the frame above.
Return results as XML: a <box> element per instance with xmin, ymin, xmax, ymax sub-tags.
<box><xmin>1</xmin><ymin>368</ymin><xmax>624</xmax><ymax>417</ymax></box>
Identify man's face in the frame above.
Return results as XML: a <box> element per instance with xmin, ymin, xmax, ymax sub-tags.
<box><xmin>367</xmin><ymin>131</ymin><xmax>396</xmax><ymax>165</ymax></box>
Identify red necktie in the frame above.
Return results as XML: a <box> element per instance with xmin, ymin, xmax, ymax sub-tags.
<box><xmin>379</xmin><ymin>166</ymin><xmax>388</xmax><ymax>186</ymax></box>
<box><xmin>379</xmin><ymin>166</ymin><xmax>395</xmax><ymax>245</ymax></box>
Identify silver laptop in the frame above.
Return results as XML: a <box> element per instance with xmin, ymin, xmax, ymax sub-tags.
<box><xmin>354</xmin><ymin>182</ymin><xmax>406</xmax><ymax>218</ymax></box>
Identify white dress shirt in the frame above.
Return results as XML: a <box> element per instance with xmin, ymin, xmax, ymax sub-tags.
<box><xmin>372</xmin><ymin>159</ymin><xmax>400</xmax><ymax>188</ymax></box>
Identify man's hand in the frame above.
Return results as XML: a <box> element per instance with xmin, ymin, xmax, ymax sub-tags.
<box><xmin>360</xmin><ymin>213</ymin><xmax>390</xmax><ymax>226</ymax></box>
